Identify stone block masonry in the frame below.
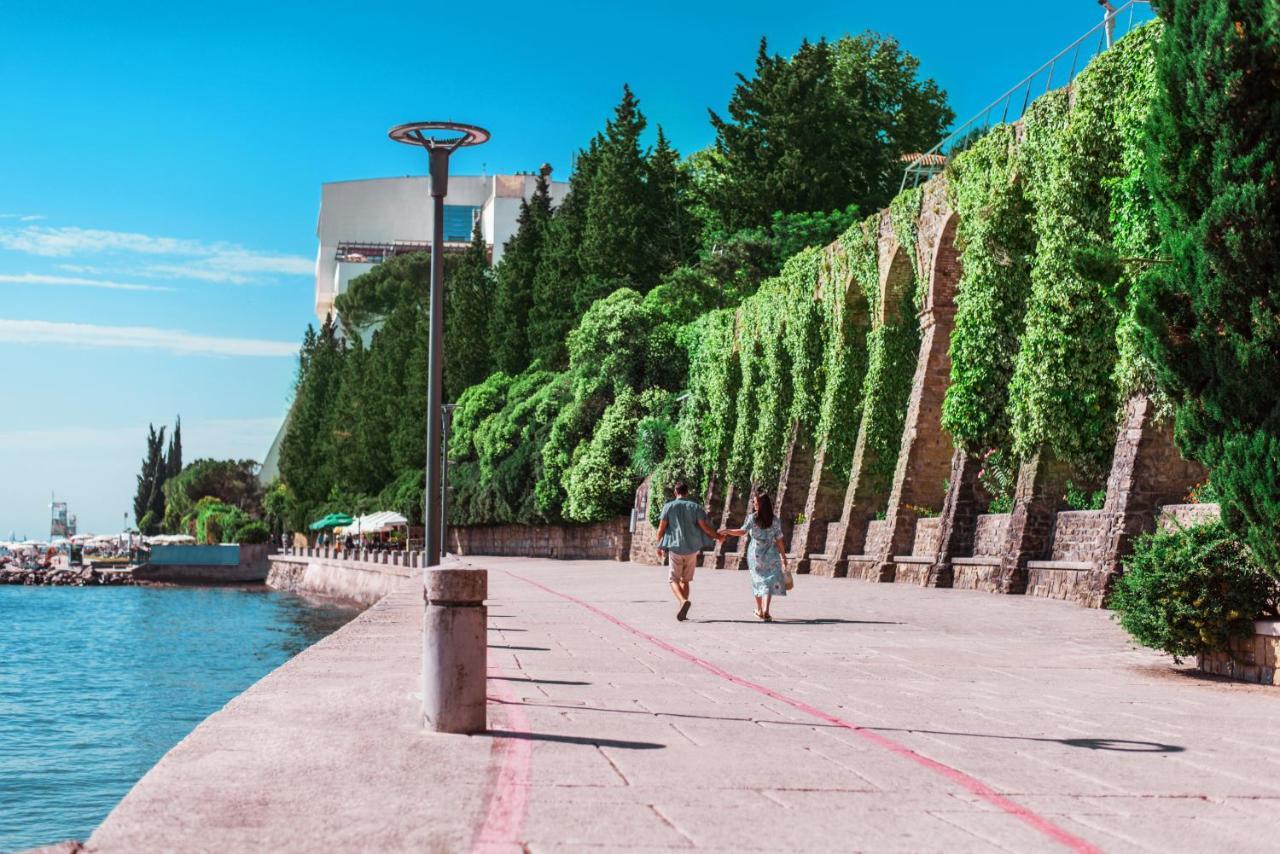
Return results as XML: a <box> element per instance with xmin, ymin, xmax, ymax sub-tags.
<box><xmin>1198</xmin><ymin>621</ymin><xmax>1280</xmax><ymax>685</ymax></box>
<box><xmin>449</xmin><ymin>518</ymin><xmax>632</xmax><ymax>561</ymax></box>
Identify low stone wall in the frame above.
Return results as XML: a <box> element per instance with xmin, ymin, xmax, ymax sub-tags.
<box><xmin>1050</xmin><ymin>511</ymin><xmax>1108</xmax><ymax>562</ymax></box>
<box><xmin>862</xmin><ymin>520</ymin><xmax>891</xmax><ymax>558</ymax></box>
<box><xmin>951</xmin><ymin>558</ymin><xmax>1002</xmax><ymax>591</ymax></box>
<box><xmin>972</xmin><ymin>514</ymin><xmax>1010</xmax><ymax>557</ymax></box>
<box><xmin>911</xmin><ymin>517</ymin><xmax>940</xmax><ymax>557</ymax></box>
<box><xmin>1158</xmin><ymin>503</ymin><xmax>1221</xmax><ymax>532</ymax></box>
<box><xmin>448</xmin><ymin>518</ymin><xmax>632</xmax><ymax>561</ymax></box>
<box><xmin>266</xmin><ymin>553</ymin><xmax>415</xmax><ymax>607</ymax></box>
<box><xmin>1198</xmin><ymin>621</ymin><xmax>1280</xmax><ymax>685</ymax></box>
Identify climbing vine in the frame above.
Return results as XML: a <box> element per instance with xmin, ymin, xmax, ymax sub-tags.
<box><xmin>1008</xmin><ymin>25</ymin><xmax>1160</xmax><ymax>481</ymax></box>
<box><xmin>941</xmin><ymin>123</ymin><xmax>1036</xmax><ymax>457</ymax></box>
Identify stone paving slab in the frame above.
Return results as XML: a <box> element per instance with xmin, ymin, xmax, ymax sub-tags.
<box><xmin>85</xmin><ymin>556</ymin><xmax>1280</xmax><ymax>853</ymax></box>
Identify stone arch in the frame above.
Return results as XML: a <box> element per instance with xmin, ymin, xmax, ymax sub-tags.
<box><xmin>923</xmin><ymin>213</ymin><xmax>960</xmax><ymax>315</ymax></box>
<box><xmin>878</xmin><ymin>245</ymin><xmax>915</xmax><ymax>327</ymax></box>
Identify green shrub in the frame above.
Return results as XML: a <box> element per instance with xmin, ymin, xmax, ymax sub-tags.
<box><xmin>232</xmin><ymin>520</ymin><xmax>271</xmax><ymax>544</ymax></box>
<box><xmin>1111</xmin><ymin>522</ymin><xmax>1278</xmax><ymax>662</ymax></box>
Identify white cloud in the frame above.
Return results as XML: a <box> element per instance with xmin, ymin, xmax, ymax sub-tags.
<box><xmin>0</xmin><ymin>225</ymin><xmax>312</xmax><ymax>283</ymax></box>
<box><xmin>0</xmin><ymin>213</ymin><xmax>45</xmax><ymax>221</ymax></box>
<box><xmin>0</xmin><ymin>318</ymin><xmax>297</xmax><ymax>357</ymax></box>
<box><xmin>0</xmin><ymin>272</ymin><xmax>172</xmax><ymax>292</ymax></box>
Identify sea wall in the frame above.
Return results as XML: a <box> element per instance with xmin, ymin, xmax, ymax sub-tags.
<box><xmin>448</xmin><ymin>518</ymin><xmax>632</xmax><ymax>561</ymax></box>
<box><xmin>266</xmin><ymin>552</ymin><xmax>416</xmax><ymax>606</ymax></box>
<box><xmin>134</xmin><ymin>543</ymin><xmax>275</xmax><ymax>583</ymax></box>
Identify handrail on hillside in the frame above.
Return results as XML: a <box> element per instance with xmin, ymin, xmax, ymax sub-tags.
<box><xmin>900</xmin><ymin>0</ymin><xmax>1153</xmax><ymax>191</ymax></box>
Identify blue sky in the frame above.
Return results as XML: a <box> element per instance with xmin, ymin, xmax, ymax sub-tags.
<box><xmin>0</xmin><ymin>0</ymin><xmax>1153</xmax><ymax>537</ymax></box>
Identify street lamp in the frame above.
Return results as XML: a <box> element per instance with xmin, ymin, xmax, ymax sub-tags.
<box><xmin>388</xmin><ymin>121</ymin><xmax>490</xmax><ymax>568</ymax></box>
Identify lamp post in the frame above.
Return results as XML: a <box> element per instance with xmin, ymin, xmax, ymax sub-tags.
<box><xmin>388</xmin><ymin>121</ymin><xmax>489</xmax><ymax>568</ymax></box>
<box><xmin>441</xmin><ymin>402</ymin><xmax>458</xmax><ymax>558</ymax></box>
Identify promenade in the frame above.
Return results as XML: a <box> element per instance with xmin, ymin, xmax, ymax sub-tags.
<box><xmin>87</xmin><ymin>557</ymin><xmax>1280</xmax><ymax>853</ymax></box>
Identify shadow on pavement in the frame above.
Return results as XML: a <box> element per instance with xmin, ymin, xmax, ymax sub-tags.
<box><xmin>489</xmin><ymin>676</ymin><xmax>591</xmax><ymax>686</ymax></box>
<box><xmin>485</xmin><ymin>729</ymin><xmax>665</xmax><ymax>750</ymax></box>
<box><xmin>872</xmin><ymin>727</ymin><xmax>1184</xmax><ymax>753</ymax></box>
<box><xmin>488</xmin><ymin>645</ymin><xmax>551</xmax><ymax>651</ymax></box>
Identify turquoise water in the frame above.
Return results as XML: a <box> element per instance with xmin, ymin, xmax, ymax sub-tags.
<box><xmin>0</xmin><ymin>585</ymin><xmax>358</xmax><ymax>851</ymax></box>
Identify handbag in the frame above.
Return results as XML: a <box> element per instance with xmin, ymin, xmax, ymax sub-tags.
<box><xmin>782</xmin><ymin>566</ymin><xmax>795</xmax><ymax>591</ymax></box>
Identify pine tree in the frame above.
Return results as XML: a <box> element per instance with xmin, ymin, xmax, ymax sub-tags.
<box><xmin>280</xmin><ymin>316</ymin><xmax>347</xmax><ymax>512</ymax></box>
<box><xmin>646</xmin><ymin>127</ymin><xmax>699</xmax><ymax>274</ymax></box>
<box><xmin>1137</xmin><ymin>0</ymin><xmax>1280</xmax><ymax>573</ymax></box>
<box><xmin>704</xmin><ymin>34</ymin><xmax>951</xmax><ymax>233</ymax></box>
<box><xmin>490</xmin><ymin>172</ymin><xmax>552</xmax><ymax>374</ymax></box>
<box><xmin>530</xmin><ymin>150</ymin><xmax>597</xmax><ymax>369</ymax></box>
<box><xmin>445</xmin><ymin>221</ymin><xmax>495</xmax><ymax>400</ymax></box>
<box><xmin>577</xmin><ymin>85</ymin><xmax>663</xmax><ymax>309</ymax></box>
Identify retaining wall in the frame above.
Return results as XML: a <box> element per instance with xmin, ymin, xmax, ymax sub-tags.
<box><xmin>266</xmin><ymin>552</ymin><xmax>415</xmax><ymax>606</ymax></box>
<box><xmin>1198</xmin><ymin>621</ymin><xmax>1280</xmax><ymax>685</ymax></box>
<box><xmin>448</xmin><ymin>518</ymin><xmax>632</xmax><ymax>561</ymax></box>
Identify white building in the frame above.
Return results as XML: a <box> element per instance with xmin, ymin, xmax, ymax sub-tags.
<box><xmin>313</xmin><ymin>167</ymin><xmax>569</xmax><ymax>321</ymax></box>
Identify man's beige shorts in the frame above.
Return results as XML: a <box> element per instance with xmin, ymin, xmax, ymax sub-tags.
<box><xmin>667</xmin><ymin>551</ymin><xmax>698</xmax><ymax>583</ymax></box>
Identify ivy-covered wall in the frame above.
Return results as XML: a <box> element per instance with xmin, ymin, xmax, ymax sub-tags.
<box><xmin>467</xmin><ymin>22</ymin><xmax>1174</xmax><ymax>540</ymax></box>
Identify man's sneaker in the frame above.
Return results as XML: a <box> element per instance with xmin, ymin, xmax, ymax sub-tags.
<box><xmin>677</xmin><ymin>601</ymin><xmax>691</xmax><ymax>621</ymax></box>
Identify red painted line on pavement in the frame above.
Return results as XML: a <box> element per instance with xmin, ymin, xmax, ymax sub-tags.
<box><xmin>505</xmin><ymin>569</ymin><xmax>1101</xmax><ymax>854</ymax></box>
<box><xmin>471</xmin><ymin>660</ymin><xmax>533</xmax><ymax>854</ymax></box>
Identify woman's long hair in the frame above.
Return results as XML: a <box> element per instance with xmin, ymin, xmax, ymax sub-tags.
<box><xmin>754</xmin><ymin>490</ymin><xmax>775</xmax><ymax>528</ymax></box>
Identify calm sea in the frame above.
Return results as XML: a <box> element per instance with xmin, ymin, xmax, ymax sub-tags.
<box><xmin>0</xmin><ymin>585</ymin><xmax>358</xmax><ymax>851</ymax></box>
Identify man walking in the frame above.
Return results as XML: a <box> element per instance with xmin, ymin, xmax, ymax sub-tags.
<box><xmin>654</xmin><ymin>480</ymin><xmax>723</xmax><ymax>621</ymax></box>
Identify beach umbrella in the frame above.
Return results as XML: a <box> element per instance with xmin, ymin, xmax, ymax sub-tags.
<box><xmin>309</xmin><ymin>513</ymin><xmax>354</xmax><ymax>531</ymax></box>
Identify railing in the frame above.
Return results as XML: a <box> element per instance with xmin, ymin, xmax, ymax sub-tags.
<box><xmin>284</xmin><ymin>545</ymin><xmax>424</xmax><ymax>569</ymax></box>
<box><xmin>900</xmin><ymin>1</ymin><xmax>1154</xmax><ymax>191</ymax></box>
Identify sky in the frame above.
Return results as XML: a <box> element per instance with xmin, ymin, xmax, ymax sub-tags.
<box><xmin>0</xmin><ymin>0</ymin><xmax>1154</xmax><ymax>538</ymax></box>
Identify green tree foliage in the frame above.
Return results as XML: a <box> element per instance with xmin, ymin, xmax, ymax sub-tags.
<box><xmin>1112</xmin><ymin>522</ymin><xmax>1278</xmax><ymax>660</ymax></box>
<box><xmin>133</xmin><ymin>420</ymin><xmax>182</xmax><ymax>534</ymax></box>
<box><xmin>191</xmin><ymin>497</ymin><xmax>260</xmax><ymax>545</ymax></box>
<box><xmin>1135</xmin><ymin>1</ymin><xmax>1280</xmax><ymax>574</ymax></box>
<box><xmin>333</xmin><ymin>252</ymin><xmax>429</xmax><ymax>333</ymax></box>
<box><xmin>491</xmin><ymin>172</ymin><xmax>552</xmax><ymax>374</ymax></box>
<box><xmin>166</xmin><ymin>417</ymin><xmax>182</xmax><ymax>481</ymax></box>
<box><xmin>530</xmin><ymin>156</ymin><xmax>594</xmax><ymax>369</ymax></box>
<box><xmin>444</xmin><ymin>222</ymin><xmax>495</xmax><ymax>401</ymax></box>
<box><xmin>700</xmin><ymin>34</ymin><xmax>952</xmax><ymax>235</ymax></box>
<box><xmin>279</xmin><ymin>317</ymin><xmax>345</xmax><ymax>513</ymax></box>
<box><xmin>162</xmin><ymin>459</ymin><xmax>263</xmax><ymax>533</ymax></box>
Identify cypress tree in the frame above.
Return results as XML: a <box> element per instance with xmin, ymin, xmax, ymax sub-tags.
<box><xmin>133</xmin><ymin>423</ymin><xmax>166</xmax><ymax>531</ymax></box>
<box><xmin>577</xmin><ymin>85</ymin><xmax>662</xmax><ymax>309</ymax></box>
<box><xmin>646</xmin><ymin>127</ymin><xmax>699</xmax><ymax>274</ymax></box>
<box><xmin>166</xmin><ymin>416</ymin><xmax>183</xmax><ymax>481</ymax></box>
<box><xmin>280</xmin><ymin>316</ymin><xmax>346</xmax><ymax>513</ymax></box>
<box><xmin>1137</xmin><ymin>1</ymin><xmax>1280</xmax><ymax>572</ymax></box>
<box><xmin>445</xmin><ymin>221</ymin><xmax>494</xmax><ymax>400</ymax></box>
<box><xmin>490</xmin><ymin>173</ymin><xmax>552</xmax><ymax>374</ymax></box>
<box><xmin>530</xmin><ymin>149</ymin><xmax>597</xmax><ymax>369</ymax></box>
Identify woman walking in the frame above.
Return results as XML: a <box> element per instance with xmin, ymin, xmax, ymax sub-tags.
<box><xmin>721</xmin><ymin>490</ymin><xmax>788</xmax><ymax>621</ymax></box>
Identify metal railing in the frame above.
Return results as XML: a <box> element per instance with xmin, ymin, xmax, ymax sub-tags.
<box><xmin>901</xmin><ymin>1</ymin><xmax>1154</xmax><ymax>191</ymax></box>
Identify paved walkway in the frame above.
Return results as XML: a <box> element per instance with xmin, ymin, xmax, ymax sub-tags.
<box><xmin>90</xmin><ymin>558</ymin><xmax>1280</xmax><ymax>853</ymax></box>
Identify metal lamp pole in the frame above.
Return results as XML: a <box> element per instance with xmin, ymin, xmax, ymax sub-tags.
<box><xmin>388</xmin><ymin>121</ymin><xmax>489</xmax><ymax>568</ymax></box>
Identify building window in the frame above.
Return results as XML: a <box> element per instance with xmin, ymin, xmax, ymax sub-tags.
<box><xmin>443</xmin><ymin>205</ymin><xmax>480</xmax><ymax>242</ymax></box>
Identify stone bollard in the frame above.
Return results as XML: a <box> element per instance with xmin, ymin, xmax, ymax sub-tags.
<box><xmin>423</xmin><ymin>566</ymin><xmax>488</xmax><ymax>734</ymax></box>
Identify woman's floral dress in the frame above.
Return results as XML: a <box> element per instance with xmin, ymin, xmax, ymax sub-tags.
<box><xmin>743</xmin><ymin>512</ymin><xmax>786</xmax><ymax>597</ymax></box>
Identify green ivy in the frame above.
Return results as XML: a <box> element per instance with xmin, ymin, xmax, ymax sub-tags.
<box><xmin>1008</xmin><ymin>25</ymin><xmax>1161</xmax><ymax>481</ymax></box>
<box><xmin>941</xmin><ymin>123</ymin><xmax>1036</xmax><ymax>457</ymax></box>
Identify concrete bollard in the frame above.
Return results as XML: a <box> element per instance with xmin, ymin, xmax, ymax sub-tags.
<box><xmin>423</xmin><ymin>566</ymin><xmax>488</xmax><ymax>734</ymax></box>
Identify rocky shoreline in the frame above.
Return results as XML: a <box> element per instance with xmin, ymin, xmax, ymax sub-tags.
<box><xmin>0</xmin><ymin>566</ymin><xmax>138</xmax><ymax>587</ymax></box>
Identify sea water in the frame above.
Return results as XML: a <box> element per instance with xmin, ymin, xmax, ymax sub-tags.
<box><xmin>0</xmin><ymin>585</ymin><xmax>358</xmax><ymax>851</ymax></box>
